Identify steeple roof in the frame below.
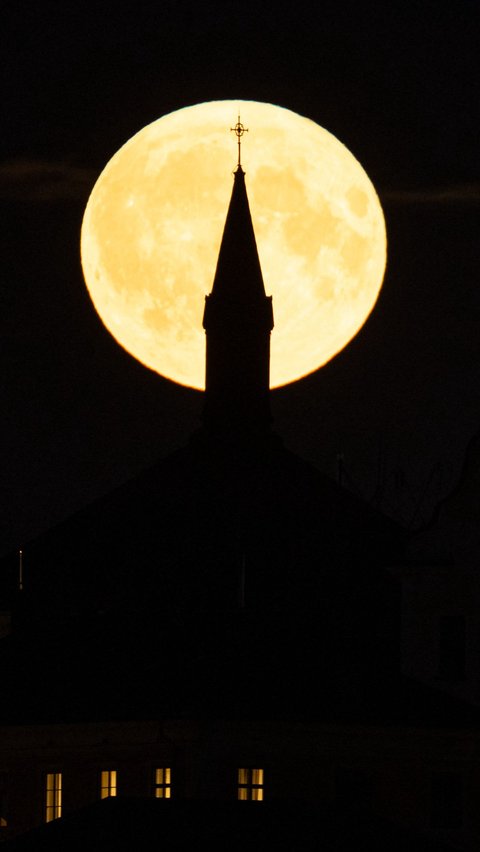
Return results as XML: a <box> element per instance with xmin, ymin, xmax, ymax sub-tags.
<box><xmin>211</xmin><ymin>166</ymin><xmax>267</xmax><ymax>303</ymax></box>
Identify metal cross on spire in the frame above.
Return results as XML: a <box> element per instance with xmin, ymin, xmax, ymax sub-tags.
<box><xmin>231</xmin><ymin>115</ymin><xmax>248</xmax><ymax>168</ymax></box>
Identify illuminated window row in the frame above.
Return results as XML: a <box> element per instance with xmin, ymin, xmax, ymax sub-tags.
<box><xmin>100</xmin><ymin>768</ymin><xmax>172</xmax><ymax>798</ymax></box>
<box><xmin>44</xmin><ymin>768</ymin><xmax>172</xmax><ymax>821</ymax></box>
<box><xmin>44</xmin><ymin>765</ymin><xmax>263</xmax><ymax>822</ymax></box>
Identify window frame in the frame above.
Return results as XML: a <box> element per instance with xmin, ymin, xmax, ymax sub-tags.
<box><xmin>237</xmin><ymin>767</ymin><xmax>264</xmax><ymax>801</ymax></box>
<box><xmin>45</xmin><ymin>772</ymin><xmax>62</xmax><ymax>823</ymax></box>
<box><xmin>100</xmin><ymin>770</ymin><xmax>117</xmax><ymax>799</ymax></box>
<box><xmin>153</xmin><ymin>767</ymin><xmax>172</xmax><ymax>799</ymax></box>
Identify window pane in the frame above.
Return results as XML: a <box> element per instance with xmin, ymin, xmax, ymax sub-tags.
<box><xmin>238</xmin><ymin>768</ymin><xmax>248</xmax><ymax>785</ymax></box>
<box><xmin>252</xmin><ymin>788</ymin><xmax>263</xmax><ymax>801</ymax></box>
<box><xmin>156</xmin><ymin>786</ymin><xmax>172</xmax><ymax>799</ymax></box>
<box><xmin>238</xmin><ymin>787</ymin><xmax>248</xmax><ymax>801</ymax></box>
<box><xmin>252</xmin><ymin>769</ymin><xmax>263</xmax><ymax>785</ymax></box>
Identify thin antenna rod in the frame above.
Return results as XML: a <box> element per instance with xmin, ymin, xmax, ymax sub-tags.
<box><xmin>19</xmin><ymin>548</ymin><xmax>23</xmax><ymax>592</ymax></box>
<box><xmin>230</xmin><ymin>115</ymin><xmax>248</xmax><ymax>168</ymax></box>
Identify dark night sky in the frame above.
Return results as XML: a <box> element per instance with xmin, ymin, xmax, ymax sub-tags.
<box><xmin>1</xmin><ymin>0</ymin><xmax>479</xmax><ymax>555</ymax></box>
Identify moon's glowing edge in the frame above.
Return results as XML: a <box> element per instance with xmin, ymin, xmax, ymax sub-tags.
<box><xmin>80</xmin><ymin>100</ymin><xmax>387</xmax><ymax>390</ymax></box>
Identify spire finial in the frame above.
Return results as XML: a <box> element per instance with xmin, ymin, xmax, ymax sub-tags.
<box><xmin>230</xmin><ymin>115</ymin><xmax>248</xmax><ymax>169</ymax></box>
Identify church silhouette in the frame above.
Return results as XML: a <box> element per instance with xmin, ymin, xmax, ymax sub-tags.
<box><xmin>0</xmin><ymin>137</ymin><xmax>477</xmax><ymax>850</ymax></box>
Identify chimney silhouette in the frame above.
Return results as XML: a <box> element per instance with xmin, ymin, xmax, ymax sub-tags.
<box><xmin>202</xmin><ymin>163</ymin><xmax>274</xmax><ymax>435</ymax></box>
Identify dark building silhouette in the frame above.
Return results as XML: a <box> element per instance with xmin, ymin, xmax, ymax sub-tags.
<box><xmin>400</xmin><ymin>428</ymin><xmax>480</xmax><ymax>709</ymax></box>
<box><xmin>0</xmin><ymin>147</ymin><xmax>478</xmax><ymax>851</ymax></box>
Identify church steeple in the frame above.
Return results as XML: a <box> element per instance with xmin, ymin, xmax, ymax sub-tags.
<box><xmin>202</xmin><ymin>130</ymin><xmax>274</xmax><ymax>435</ymax></box>
<box><xmin>210</xmin><ymin>166</ymin><xmax>267</xmax><ymax>304</ymax></box>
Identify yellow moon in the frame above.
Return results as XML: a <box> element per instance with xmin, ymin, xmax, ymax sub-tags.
<box><xmin>81</xmin><ymin>100</ymin><xmax>386</xmax><ymax>389</ymax></box>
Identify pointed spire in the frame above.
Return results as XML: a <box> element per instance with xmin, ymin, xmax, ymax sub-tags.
<box><xmin>210</xmin><ymin>166</ymin><xmax>268</xmax><ymax>304</ymax></box>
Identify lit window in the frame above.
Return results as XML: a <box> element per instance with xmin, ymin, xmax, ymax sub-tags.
<box><xmin>237</xmin><ymin>768</ymin><xmax>264</xmax><ymax>801</ymax></box>
<box><xmin>154</xmin><ymin>768</ymin><xmax>171</xmax><ymax>798</ymax></box>
<box><xmin>100</xmin><ymin>770</ymin><xmax>117</xmax><ymax>799</ymax></box>
<box><xmin>45</xmin><ymin>773</ymin><xmax>62</xmax><ymax>822</ymax></box>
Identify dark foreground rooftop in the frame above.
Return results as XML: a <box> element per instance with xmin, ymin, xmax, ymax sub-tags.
<box><xmin>2</xmin><ymin>797</ymin><xmax>456</xmax><ymax>852</ymax></box>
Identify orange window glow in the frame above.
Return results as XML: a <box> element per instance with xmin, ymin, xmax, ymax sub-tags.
<box><xmin>237</xmin><ymin>768</ymin><xmax>264</xmax><ymax>801</ymax></box>
<box><xmin>100</xmin><ymin>770</ymin><xmax>117</xmax><ymax>799</ymax></box>
<box><xmin>45</xmin><ymin>773</ymin><xmax>62</xmax><ymax>822</ymax></box>
<box><xmin>154</xmin><ymin>767</ymin><xmax>171</xmax><ymax>798</ymax></box>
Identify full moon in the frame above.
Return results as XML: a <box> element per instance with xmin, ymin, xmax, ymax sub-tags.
<box><xmin>81</xmin><ymin>100</ymin><xmax>386</xmax><ymax>389</ymax></box>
